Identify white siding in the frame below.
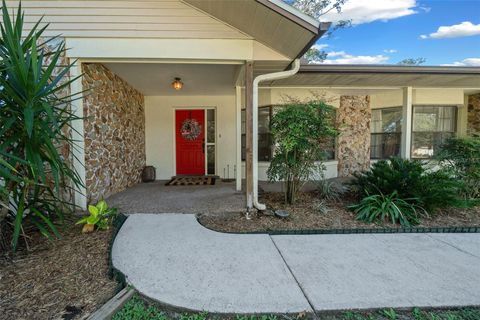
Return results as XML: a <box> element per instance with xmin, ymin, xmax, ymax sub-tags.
<box><xmin>5</xmin><ymin>0</ymin><xmax>251</xmax><ymax>39</ymax></box>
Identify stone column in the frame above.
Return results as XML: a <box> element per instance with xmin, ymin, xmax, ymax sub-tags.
<box><xmin>467</xmin><ymin>94</ymin><xmax>480</xmax><ymax>136</ymax></box>
<box><xmin>337</xmin><ymin>95</ymin><xmax>371</xmax><ymax>177</ymax></box>
<box><xmin>82</xmin><ymin>63</ymin><xmax>146</xmax><ymax>203</ymax></box>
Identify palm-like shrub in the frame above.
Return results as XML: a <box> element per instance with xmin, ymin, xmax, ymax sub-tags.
<box><xmin>0</xmin><ymin>1</ymin><xmax>83</xmax><ymax>250</ymax></box>
<box><xmin>349</xmin><ymin>191</ymin><xmax>427</xmax><ymax>226</ymax></box>
<box><xmin>351</xmin><ymin>157</ymin><xmax>462</xmax><ymax>213</ymax></box>
<box><xmin>436</xmin><ymin>137</ymin><xmax>480</xmax><ymax>200</ymax></box>
<box><xmin>267</xmin><ymin>100</ymin><xmax>338</xmax><ymax>204</ymax></box>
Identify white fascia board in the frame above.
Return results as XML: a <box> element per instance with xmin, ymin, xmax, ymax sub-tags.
<box><xmin>267</xmin><ymin>0</ymin><xmax>320</xmax><ymax>29</ymax></box>
<box><xmin>66</xmin><ymin>38</ymin><xmax>255</xmax><ymax>61</ymax></box>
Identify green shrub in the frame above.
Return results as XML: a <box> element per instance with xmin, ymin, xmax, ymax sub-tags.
<box><xmin>316</xmin><ymin>172</ymin><xmax>348</xmax><ymax>202</ymax></box>
<box><xmin>76</xmin><ymin>200</ymin><xmax>118</xmax><ymax>232</ymax></box>
<box><xmin>351</xmin><ymin>157</ymin><xmax>461</xmax><ymax>212</ymax></box>
<box><xmin>267</xmin><ymin>100</ymin><xmax>338</xmax><ymax>204</ymax></box>
<box><xmin>437</xmin><ymin>136</ymin><xmax>480</xmax><ymax>200</ymax></box>
<box><xmin>349</xmin><ymin>192</ymin><xmax>427</xmax><ymax>226</ymax></box>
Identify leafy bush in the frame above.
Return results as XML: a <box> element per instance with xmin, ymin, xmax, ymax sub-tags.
<box><xmin>267</xmin><ymin>100</ymin><xmax>337</xmax><ymax>204</ymax></box>
<box><xmin>76</xmin><ymin>200</ymin><xmax>117</xmax><ymax>232</ymax></box>
<box><xmin>0</xmin><ymin>2</ymin><xmax>83</xmax><ymax>250</ymax></box>
<box><xmin>349</xmin><ymin>192</ymin><xmax>427</xmax><ymax>226</ymax></box>
<box><xmin>437</xmin><ymin>136</ymin><xmax>480</xmax><ymax>200</ymax></box>
<box><xmin>351</xmin><ymin>157</ymin><xmax>461</xmax><ymax>212</ymax></box>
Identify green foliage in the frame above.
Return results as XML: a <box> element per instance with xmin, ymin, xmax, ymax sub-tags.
<box><xmin>351</xmin><ymin>157</ymin><xmax>462</xmax><ymax>213</ymax></box>
<box><xmin>267</xmin><ymin>100</ymin><xmax>338</xmax><ymax>204</ymax></box>
<box><xmin>76</xmin><ymin>200</ymin><xmax>117</xmax><ymax>230</ymax></box>
<box><xmin>303</xmin><ymin>47</ymin><xmax>327</xmax><ymax>63</ymax></box>
<box><xmin>236</xmin><ymin>315</ymin><xmax>277</xmax><ymax>320</ymax></box>
<box><xmin>114</xmin><ymin>298</ymin><xmax>480</xmax><ymax>320</ymax></box>
<box><xmin>112</xmin><ymin>295</ymin><xmax>167</xmax><ymax>320</ymax></box>
<box><xmin>0</xmin><ymin>1</ymin><xmax>83</xmax><ymax>250</ymax></box>
<box><xmin>180</xmin><ymin>312</ymin><xmax>209</xmax><ymax>320</ymax></box>
<box><xmin>316</xmin><ymin>173</ymin><xmax>348</xmax><ymax>202</ymax></box>
<box><xmin>436</xmin><ymin>136</ymin><xmax>480</xmax><ymax>200</ymax></box>
<box><xmin>349</xmin><ymin>192</ymin><xmax>427</xmax><ymax>226</ymax></box>
<box><xmin>381</xmin><ymin>309</ymin><xmax>398</xmax><ymax>320</ymax></box>
<box><xmin>397</xmin><ymin>58</ymin><xmax>427</xmax><ymax>65</ymax></box>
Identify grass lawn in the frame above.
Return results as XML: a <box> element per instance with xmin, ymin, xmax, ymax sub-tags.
<box><xmin>114</xmin><ymin>295</ymin><xmax>480</xmax><ymax>320</ymax></box>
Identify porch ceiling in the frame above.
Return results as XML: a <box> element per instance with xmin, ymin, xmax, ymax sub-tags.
<box><xmin>104</xmin><ymin>63</ymin><xmax>239</xmax><ymax>96</ymax></box>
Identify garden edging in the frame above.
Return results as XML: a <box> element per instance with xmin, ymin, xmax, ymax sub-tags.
<box><xmin>196</xmin><ymin>216</ymin><xmax>480</xmax><ymax>235</ymax></box>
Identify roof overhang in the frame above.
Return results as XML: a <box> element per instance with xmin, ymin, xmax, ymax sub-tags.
<box><xmin>183</xmin><ymin>0</ymin><xmax>329</xmax><ymax>60</ymax></box>
<box><xmin>267</xmin><ymin>64</ymin><xmax>480</xmax><ymax>88</ymax></box>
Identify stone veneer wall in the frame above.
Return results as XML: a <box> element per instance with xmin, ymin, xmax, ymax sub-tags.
<box><xmin>82</xmin><ymin>63</ymin><xmax>145</xmax><ymax>203</ymax></box>
<box><xmin>336</xmin><ymin>95</ymin><xmax>371</xmax><ymax>177</ymax></box>
<box><xmin>467</xmin><ymin>94</ymin><xmax>480</xmax><ymax>136</ymax></box>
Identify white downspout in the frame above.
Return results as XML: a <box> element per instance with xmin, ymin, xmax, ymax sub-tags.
<box><xmin>252</xmin><ymin>59</ymin><xmax>301</xmax><ymax>211</ymax></box>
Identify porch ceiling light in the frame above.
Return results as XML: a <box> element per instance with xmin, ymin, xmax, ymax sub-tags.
<box><xmin>172</xmin><ymin>77</ymin><xmax>183</xmax><ymax>90</ymax></box>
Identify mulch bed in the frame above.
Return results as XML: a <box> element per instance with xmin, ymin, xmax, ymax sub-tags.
<box><xmin>199</xmin><ymin>192</ymin><xmax>480</xmax><ymax>233</ymax></box>
<box><xmin>0</xmin><ymin>218</ymin><xmax>118</xmax><ymax>320</ymax></box>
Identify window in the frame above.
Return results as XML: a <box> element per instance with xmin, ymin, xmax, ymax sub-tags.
<box><xmin>206</xmin><ymin>109</ymin><xmax>216</xmax><ymax>175</ymax></box>
<box><xmin>370</xmin><ymin>107</ymin><xmax>402</xmax><ymax>159</ymax></box>
<box><xmin>241</xmin><ymin>106</ymin><xmax>274</xmax><ymax>161</ymax></box>
<box><xmin>241</xmin><ymin>106</ymin><xmax>336</xmax><ymax>162</ymax></box>
<box><xmin>411</xmin><ymin>105</ymin><xmax>457</xmax><ymax>158</ymax></box>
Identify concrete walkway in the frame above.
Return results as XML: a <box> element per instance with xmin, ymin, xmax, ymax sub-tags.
<box><xmin>112</xmin><ymin>214</ymin><xmax>480</xmax><ymax>314</ymax></box>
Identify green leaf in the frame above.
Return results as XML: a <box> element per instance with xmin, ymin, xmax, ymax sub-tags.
<box><xmin>86</xmin><ymin>215</ymin><xmax>100</xmax><ymax>225</ymax></box>
<box><xmin>24</xmin><ymin>106</ymin><xmax>34</xmax><ymax>137</ymax></box>
<box><xmin>96</xmin><ymin>200</ymin><xmax>108</xmax><ymax>213</ymax></box>
<box><xmin>88</xmin><ymin>205</ymin><xmax>99</xmax><ymax>216</ymax></box>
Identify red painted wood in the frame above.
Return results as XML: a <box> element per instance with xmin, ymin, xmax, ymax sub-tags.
<box><xmin>175</xmin><ymin>109</ymin><xmax>205</xmax><ymax>175</ymax></box>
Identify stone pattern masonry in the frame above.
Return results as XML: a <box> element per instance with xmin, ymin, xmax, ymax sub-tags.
<box><xmin>82</xmin><ymin>63</ymin><xmax>146</xmax><ymax>204</ymax></box>
<box><xmin>336</xmin><ymin>95</ymin><xmax>371</xmax><ymax>177</ymax></box>
<box><xmin>468</xmin><ymin>94</ymin><xmax>480</xmax><ymax>136</ymax></box>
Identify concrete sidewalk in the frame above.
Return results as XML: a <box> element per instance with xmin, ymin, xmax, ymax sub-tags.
<box><xmin>112</xmin><ymin>214</ymin><xmax>480</xmax><ymax>314</ymax></box>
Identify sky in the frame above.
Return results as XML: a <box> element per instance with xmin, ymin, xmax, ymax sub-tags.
<box><xmin>295</xmin><ymin>0</ymin><xmax>480</xmax><ymax>66</ymax></box>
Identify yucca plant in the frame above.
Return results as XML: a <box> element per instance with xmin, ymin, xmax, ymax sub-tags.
<box><xmin>0</xmin><ymin>1</ymin><xmax>83</xmax><ymax>250</ymax></box>
<box><xmin>349</xmin><ymin>192</ymin><xmax>428</xmax><ymax>227</ymax></box>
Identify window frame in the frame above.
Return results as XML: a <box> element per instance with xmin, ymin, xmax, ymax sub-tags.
<box><xmin>241</xmin><ymin>105</ymin><xmax>274</xmax><ymax>162</ymax></box>
<box><xmin>410</xmin><ymin>105</ymin><xmax>458</xmax><ymax>159</ymax></box>
<box><xmin>370</xmin><ymin>106</ymin><xmax>403</xmax><ymax>160</ymax></box>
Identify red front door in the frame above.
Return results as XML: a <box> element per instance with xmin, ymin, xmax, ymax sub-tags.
<box><xmin>175</xmin><ymin>109</ymin><xmax>205</xmax><ymax>175</ymax></box>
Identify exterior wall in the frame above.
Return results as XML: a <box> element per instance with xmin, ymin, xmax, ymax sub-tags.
<box><xmin>370</xmin><ymin>88</ymin><xmax>465</xmax><ymax>108</ymax></box>
<box><xmin>8</xmin><ymin>0</ymin><xmax>249</xmax><ymax>39</ymax></box>
<box><xmin>468</xmin><ymin>94</ymin><xmax>480</xmax><ymax>135</ymax></box>
<box><xmin>145</xmin><ymin>95</ymin><xmax>236</xmax><ymax>180</ymax></box>
<box><xmin>82</xmin><ymin>63</ymin><xmax>145</xmax><ymax>203</ymax></box>
<box><xmin>143</xmin><ymin>87</ymin><xmax>471</xmax><ymax>183</ymax></box>
<box><xmin>337</xmin><ymin>96</ymin><xmax>371</xmax><ymax>177</ymax></box>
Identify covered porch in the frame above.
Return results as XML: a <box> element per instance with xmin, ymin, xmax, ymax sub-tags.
<box><xmin>106</xmin><ymin>180</ymin><xmax>244</xmax><ymax>215</ymax></box>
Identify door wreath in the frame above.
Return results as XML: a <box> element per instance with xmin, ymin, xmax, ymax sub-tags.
<box><xmin>180</xmin><ymin>118</ymin><xmax>202</xmax><ymax>141</ymax></box>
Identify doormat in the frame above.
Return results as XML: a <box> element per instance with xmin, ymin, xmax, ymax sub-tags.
<box><xmin>165</xmin><ymin>176</ymin><xmax>216</xmax><ymax>186</ymax></box>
